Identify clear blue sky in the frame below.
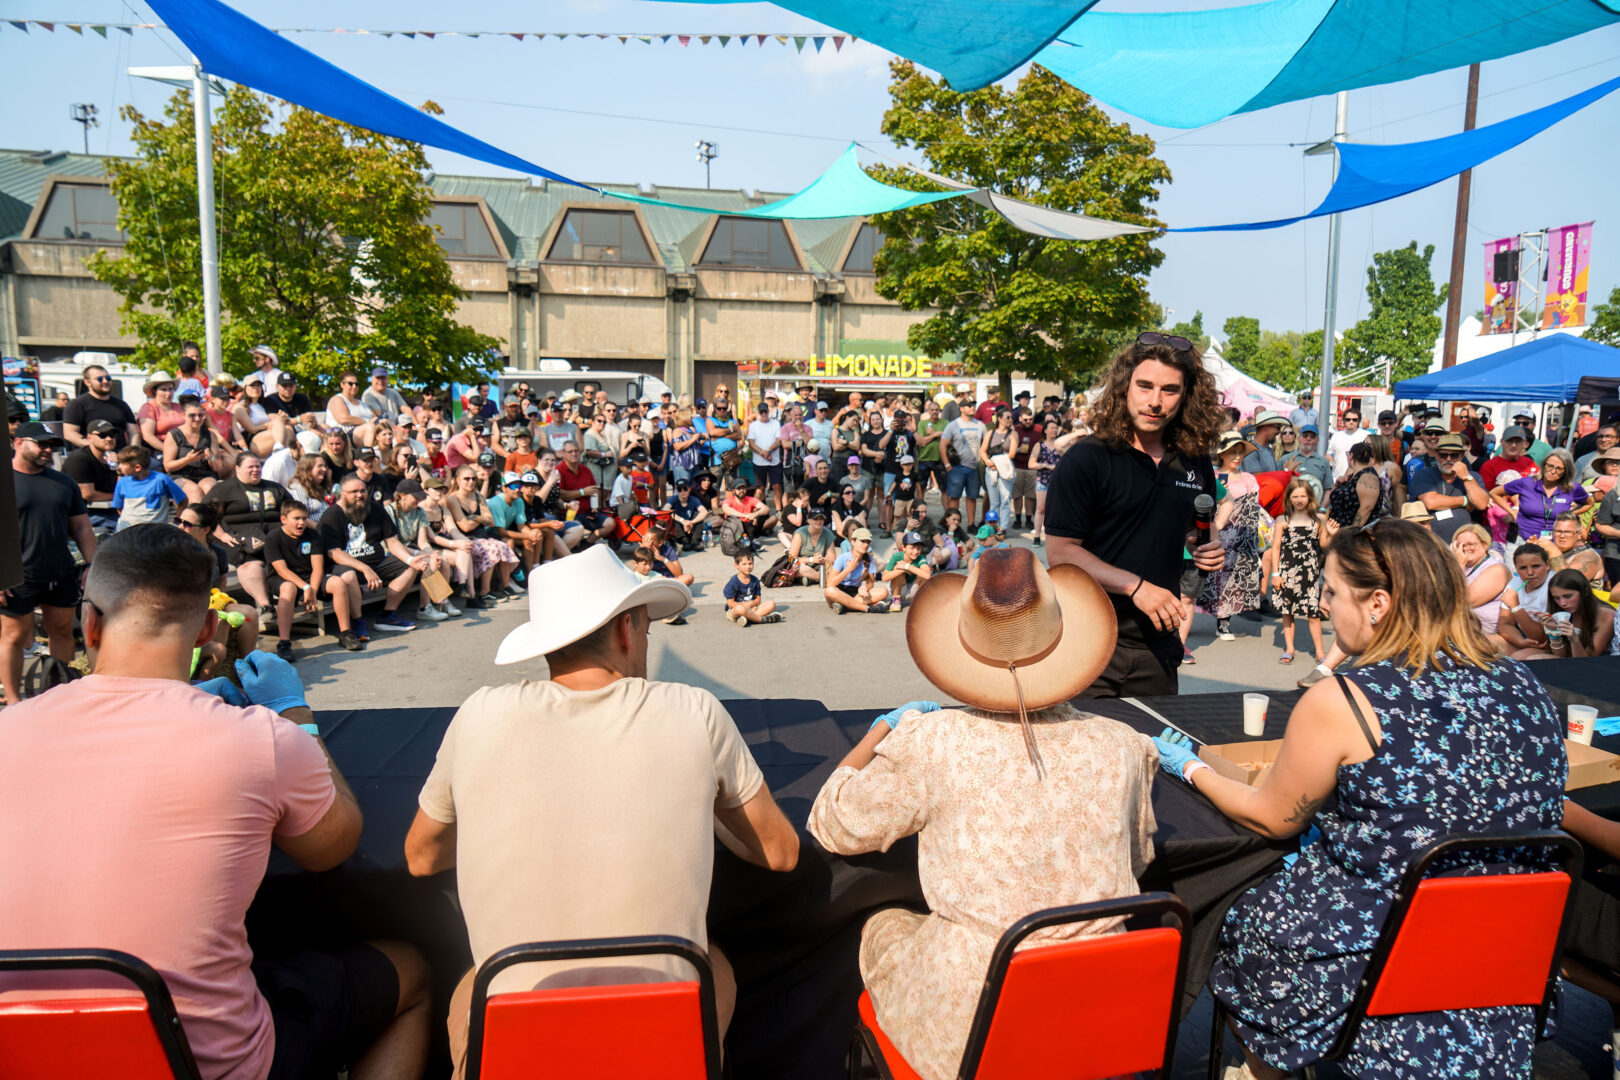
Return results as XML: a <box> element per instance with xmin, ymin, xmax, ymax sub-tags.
<box><xmin>6</xmin><ymin>0</ymin><xmax>1618</xmax><ymax>342</ymax></box>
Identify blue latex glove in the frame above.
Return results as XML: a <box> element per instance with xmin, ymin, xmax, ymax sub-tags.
<box><xmin>193</xmin><ymin>677</ymin><xmax>248</xmax><ymax>707</ymax></box>
<box><xmin>870</xmin><ymin>700</ymin><xmax>941</xmax><ymax>733</ymax></box>
<box><xmin>234</xmin><ymin>650</ymin><xmax>308</xmax><ymax>714</ymax></box>
<box><xmin>1153</xmin><ymin>727</ymin><xmax>1204</xmax><ymax>782</ymax></box>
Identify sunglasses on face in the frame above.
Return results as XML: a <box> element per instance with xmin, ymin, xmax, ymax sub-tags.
<box><xmin>89</xmin><ymin>375</ymin><xmax>112</xmax><ymax>383</ymax></box>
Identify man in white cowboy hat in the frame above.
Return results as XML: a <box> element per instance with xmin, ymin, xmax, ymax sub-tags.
<box><xmin>809</xmin><ymin>547</ymin><xmax>1155</xmax><ymax>1080</ymax></box>
<box><xmin>249</xmin><ymin>344</ymin><xmax>282</xmax><ymax>387</ymax></box>
<box><xmin>404</xmin><ymin>545</ymin><xmax>798</xmax><ymax>1072</ymax></box>
<box><xmin>1242</xmin><ymin>411</ymin><xmax>1288</xmax><ymax>474</ymax></box>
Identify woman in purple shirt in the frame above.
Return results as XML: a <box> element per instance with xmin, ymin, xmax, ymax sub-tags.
<box><xmin>1492</xmin><ymin>448</ymin><xmax>1590</xmax><ymax>540</ymax></box>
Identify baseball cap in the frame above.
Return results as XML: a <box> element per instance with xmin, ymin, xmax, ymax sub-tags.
<box><xmin>423</xmin><ymin>476</ymin><xmax>447</xmax><ymax>490</ymax></box>
<box><xmin>1513</xmin><ymin>410</ymin><xmax>1534</xmax><ymax>421</ymax></box>
<box><xmin>899</xmin><ymin>454</ymin><xmax>915</xmax><ymax>465</ymax></box>
<box><xmin>544</xmin><ymin>390</ymin><xmax>558</xmax><ymax>400</ymax></box>
<box><xmin>1435</xmin><ymin>434</ymin><xmax>1467</xmax><ymax>452</ymax></box>
<box><xmin>519</xmin><ymin>471</ymin><xmax>541</xmax><ymax>485</ymax></box>
<box><xmin>816</xmin><ymin>401</ymin><xmax>829</xmax><ymax>411</ymax></box>
<box><xmin>369</xmin><ymin>366</ymin><xmax>388</xmax><ymax>379</ymax></box>
<box><xmin>426</xmin><ymin>429</ymin><xmax>444</xmax><ymax>442</ymax></box>
<box><xmin>1300</xmin><ymin>424</ymin><xmax>1319</xmax><ymax>435</ymax></box>
<box><xmin>502</xmin><ymin>471</ymin><xmax>522</xmax><ymax>488</ymax></box>
<box><xmin>477</xmin><ymin>450</ymin><xmax>497</xmax><ymax>466</ymax></box>
<box><xmin>14</xmin><ymin>421</ymin><xmax>62</xmax><ymax>446</ymax></box>
<box><xmin>808</xmin><ymin>508</ymin><xmax>827</xmax><ymax>520</ymax></box>
<box><xmin>864</xmin><ymin>401</ymin><xmax>879</xmax><ymax>411</ymax></box>
<box><xmin>902</xmin><ymin>530</ymin><xmax>924</xmax><ymax>545</ymax></box>
<box><xmin>86</xmin><ymin>419</ymin><xmax>118</xmax><ymax>436</ymax></box>
<box><xmin>504</xmin><ymin>394</ymin><xmax>523</xmax><ymax>407</ymax></box>
<box><xmin>976</xmin><ymin>524</ymin><xmax>995</xmax><ymax>540</ymax></box>
<box><xmin>851</xmin><ymin>527</ymin><xmax>874</xmax><ymax>542</ymax></box>
<box><xmin>394</xmin><ymin>477</ymin><xmax>425</xmax><ymax>498</ymax></box>
<box><xmin>295</xmin><ymin>430</ymin><xmax>323</xmax><ymax>454</ymax></box>
<box><xmin>354</xmin><ymin>447</ymin><xmax>377</xmax><ymax>461</ymax></box>
<box><xmin>847</xmin><ymin>455</ymin><xmax>862</xmax><ymax>465</ymax></box>
<box><xmin>1377</xmin><ymin>410</ymin><xmax>1397</xmax><ymax>422</ymax></box>
<box><xmin>985</xmin><ymin>509</ymin><xmax>1000</xmax><ymax>523</ymax></box>
<box><xmin>276</xmin><ymin>372</ymin><xmax>296</xmax><ymax>386</ymax></box>
<box><xmin>1502</xmin><ymin>426</ymin><xmax>1531</xmax><ymax>443</ymax></box>
<box><xmin>695</xmin><ymin>398</ymin><xmax>708</xmax><ymax>408</ymax></box>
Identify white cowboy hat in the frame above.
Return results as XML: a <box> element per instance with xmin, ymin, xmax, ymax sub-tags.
<box><xmin>494</xmin><ymin>545</ymin><xmax>691</xmax><ymax>666</ymax></box>
<box><xmin>143</xmin><ymin>370</ymin><xmax>176</xmax><ymax>393</ymax></box>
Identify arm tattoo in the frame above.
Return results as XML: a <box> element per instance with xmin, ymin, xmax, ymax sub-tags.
<box><xmin>1285</xmin><ymin>792</ymin><xmax>1324</xmax><ymax>826</ymax></box>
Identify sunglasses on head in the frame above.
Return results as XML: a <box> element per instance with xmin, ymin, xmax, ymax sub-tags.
<box><xmin>1137</xmin><ymin>332</ymin><xmax>1194</xmax><ymax>355</ymax></box>
<box><xmin>1356</xmin><ymin>521</ymin><xmax>1391</xmax><ymax>581</ymax></box>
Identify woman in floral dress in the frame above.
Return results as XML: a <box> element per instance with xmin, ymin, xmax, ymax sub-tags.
<box><xmin>1154</xmin><ymin>519</ymin><xmax>1566</xmax><ymax>1078</ymax></box>
<box><xmin>1201</xmin><ymin>434</ymin><xmax>1268</xmax><ymax>639</ymax></box>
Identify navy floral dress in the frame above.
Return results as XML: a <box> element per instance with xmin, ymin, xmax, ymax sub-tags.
<box><xmin>1209</xmin><ymin>656</ymin><xmax>1566</xmax><ymax>1076</ymax></box>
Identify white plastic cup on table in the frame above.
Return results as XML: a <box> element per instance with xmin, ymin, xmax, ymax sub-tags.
<box><xmin>1569</xmin><ymin>704</ymin><xmax>1598</xmax><ymax>746</ymax></box>
<box><xmin>1243</xmin><ymin>693</ymin><xmax>1269</xmax><ymax>738</ymax></box>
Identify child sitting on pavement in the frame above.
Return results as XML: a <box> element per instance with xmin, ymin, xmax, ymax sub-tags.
<box><xmin>723</xmin><ymin>552</ymin><xmax>782</xmax><ymax>626</ymax></box>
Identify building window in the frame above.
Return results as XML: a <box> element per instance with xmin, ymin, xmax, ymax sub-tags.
<box><xmin>427</xmin><ymin>202</ymin><xmax>500</xmax><ymax>257</ymax></box>
<box><xmin>699</xmin><ymin>217</ymin><xmax>800</xmax><ymax>270</ymax></box>
<box><xmin>547</xmin><ymin>209</ymin><xmax>654</xmax><ymax>264</ymax></box>
<box><xmin>843</xmin><ymin>223</ymin><xmax>880</xmax><ymax>274</ymax></box>
<box><xmin>34</xmin><ymin>183</ymin><xmax>124</xmax><ymax>242</ymax></box>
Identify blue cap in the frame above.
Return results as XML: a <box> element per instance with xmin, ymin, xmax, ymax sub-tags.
<box><xmin>985</xmin><ymin>510</ymin><xmax>1000</xmax><ymax>523</ymax></box>
<box><xmin>695</xmin><ymin>398</ymin><xmax>708</xmax><ymax>408</ymax></box>
<box><xmin>1300</xmin><ymin>424</ymin><xmax>1319</xmax><ymax>435</ymax></box>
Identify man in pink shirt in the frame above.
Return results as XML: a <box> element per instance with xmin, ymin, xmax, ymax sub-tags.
<box><xmin>0</xmin><ymin>525</ymin><xmax>429</xmax><ymax>1080</ymax></box>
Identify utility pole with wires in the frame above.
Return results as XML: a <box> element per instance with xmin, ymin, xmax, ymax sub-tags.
<box><xmin>70</xmin><ymin>103</ymin><xmax>99</xmax><ymax>154</ymax></box>
<box><xmin>1306</xmin><ymin>91</ymin><xmax>1349</xmax><ymax>429</ymax></box>
<box><xmin>1441</xmin><ymin>63</ymin><xmax>1482</xmax><ymax>368</ymax></box>
<box><xmin>695</xmin><ymin>140</ymin><xmax>717</xmax><ymax>189</ymax></box>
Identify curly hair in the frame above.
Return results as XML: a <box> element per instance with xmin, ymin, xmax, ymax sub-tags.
<box><xmin>1087</xmin><ymin>340</ymin><xmax>1224</xmax><ymax>458</ymax></box>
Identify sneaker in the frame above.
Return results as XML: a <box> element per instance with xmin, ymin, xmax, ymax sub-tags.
<box><xmin>337</xmin><ymin>630</ymin><xmax>365</xmax><ymax>652</ymax></box>
<box><xmin>1032</xmin><ymin>536</ymin><xmax>1043</xmax><ymax>547</ymax></box>
<box><xmin>502</xmin><ymin>583</ymin><xmax>526</xmax><ymax>599</ymax></box>
<box><xmin>275</xmin><ymin>640</ymin><xmax>295</xmax><ymax>661</ymax></box>
<box><xmin>726</xmin><ymin>609</ymin><xmax>745</xmax><ymax>625</ymax></box>
<box><xmin>416</xmin><ymin>605</ymin><xmax>448</xmax><ymax>622</ymax></box>
<box><xmin>1297</xmin><ymin>663</ymin><xmax>1333</xmax><ymax>689</ymax></box>
<box><xmin>1218</xmin><ymin>629</ymin><xmax>1236</xmax><ymax>642</ymax></box>
<box><xmin>868</xmin><ymin>599</ymin><xmax>892</xmax><ymax>614</ymax></box>
<box><xmin>662</xmin><ymin>614</ymin><xmax>688</xmax><ymax>626</ymax></box>
<box><xmin>374</xmin><ymin>611</ymin><xmax>416</xmax><ymax>632</ymax></box>
<box><xmin>462</xmin><ymin>593</ymin><xmax>490</xmax><ymax>609</ymax></box>
<box><xmin>1182</xmin><ymin>647</ymin><xmax>1196</xmax><ymax>665</ymax></box>
<box><xmin>829</xmin><ymin>602</ymin><xmax>846</xmax><ymax>615</ymax></box>
<box><xmin>353</xmin><ymin>617</ymin><xmax>371</xmax><ymax>642</ymax></box>
<box><xmin>477</xmin><ymin>593</ymin><xmax>500</xmax><ymax>608</ymax></box>
<box><xmin>439</xmin><ymin>600</ymin><xmax>462</xmax><ymax>617</ymax></box>
<box><xmin>762</xmin><ymin>612</ymin><xmax>784</xmax><ymax>624</ymax></box>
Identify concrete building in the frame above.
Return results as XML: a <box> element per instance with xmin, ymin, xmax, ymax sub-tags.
<box><xmin>0</xmin><ymin>147</ymin><xmax>997</xmax><ymax>403</ymax></box>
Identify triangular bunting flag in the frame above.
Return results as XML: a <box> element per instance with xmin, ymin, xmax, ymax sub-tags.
<box><xmin>401</xmin><ymin>31</ymin><xmax>415</xmax><ymax>38</ymax></box>
<box><xmin>775</xmin><ymin>35</ymin><xmax>789</xmax><ymax>45</ymax></box>
<box><xmin>637</xmin><ymin>35</ymin><xmax>651</xmax><ymax>43</ymax></box>
<box><xmin>380</xmin><ymin>31</ymin><xmax>393</xmax><ymax>37</ymax></box>
<box><xmin>118</xmin><ymin>25</ymin><xmax>132</xmax><ymax>35</ymax></box>
<box><xmin>678</xmin><ymin>35</ymin><xmax>691</xmax><ymax>46</ymax></box>
<box><xmin>508</xmin><ymin>32</ymin><xmax>523</xmax><ymax>40</ymax></box>
<box><xmin>36</xmin><ymin>21</ymin><xmax>55</xmax><ymax>31</ymax></box>
<box><xmin>91</xmin><ymin>23</ymin><xmax>107</xmax><ymax>36</ymax></box>
<box><xmin>466</xmin><ymin>33</ymin><xmax>479</xmax><ymax>38</ymax></box>
<box><xmin>833</xmin><ymin>35</ymin><xmax>845</xmax><ymax>51</ymax></box>
<box><xmin>794</xmin><ymin>35</ymin><xmax>807</xmax><ymax>51</ymax></box>
<box><xmin>718</xmin><ymin>35</ymin><xmax>731</xmax><ymax>46</ymax></box>
<box><xmin>698</xmin><ymin>35</ymin><xmax>711</xmax><ymax>44</ymax></box>
<box><xmin>618</xmin><ymin>35</ymin><xmax>628</xmax><ymax>44</ymax></box>
<box><xmin>660</xmin><ymin>34</ymin><xmax>672</xmax><ymax>43</ymax></box>
<box><xmin>420</xmin><ymin>31</ymin><xmax>435</xmax><ymax>39</ymax></box>
<box><xmin>67</xmin><ymin>23</ymin><xmax>83</xmax><ymax>34</ymax></box>
<box><xmin>7</xmin><ymin>20</ymin><xmax>27</xmax><ymax>31</ymax></box>
<box><xmin>756</xmin><ymin>34</ymin><xmax>767</xmax><ymax>46</ymax></box>
<box><xmin>594</xmin><ymin>33</ymin><xmax>608</xmax><ymax>39</ymax></box>
<box><xmin>813</xmin><ymin>36</ymin><xmax>825</xmax><ymax>52</ymax></box>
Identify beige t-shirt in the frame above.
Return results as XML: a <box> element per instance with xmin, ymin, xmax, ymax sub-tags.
<box><xmin>419</xmin><ymin>677</ymin><xmax>764</xmax><ymax>992</ymax></box>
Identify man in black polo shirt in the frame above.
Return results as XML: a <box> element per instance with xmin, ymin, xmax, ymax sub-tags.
<box><xmin>261</xmin><ymin>372</ymin><xmax>315</xmax><ymax>424</ymax></box>
<box><xmin>62</xmin><ymin>364</ymin><xmax>139</xmax><ymax>449</ymax></box>
<box><xmin>62</xmin><ymin>419</ymin><xmax>121</xmax><ymax>535</ymax></box>
<box><xmin>1044</xmin><ymin>334</ymin><xmax>1226</xmax><ymax>698</ymax></box>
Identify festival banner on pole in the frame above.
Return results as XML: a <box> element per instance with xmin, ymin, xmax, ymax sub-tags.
<box><xmin>1542</xmin><ymin>221</ymin><xmax>1594</xmax><ymax>329</ymax></box>
<box><xmin>1481</xmin><ymin>236</ymin><xmax>1521</xmax><ymax>335</ymax></box>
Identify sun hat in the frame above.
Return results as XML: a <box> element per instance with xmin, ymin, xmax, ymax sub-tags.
<box><xmin>905</xmin><ymin>548</ymin><xmax>1115</xmax><ymax>770</ymax></box>
<box><xmin>1216</xmin><ymin>432</ymin><xmax>1255</xmax><ymax>459</ymax></box>
<box><xmin>1252</xmin><ymin>410</ymin><xmax>1287</xmax><ymax>429</ymax></box>
<box><xmin>143</xmin><ymin>370</ymin><xmax>176</xmax><ymax>393</ymax></box>
<box><xmin>1398</xmin><ymin>502</ymin><xmax>1435</xmax><ymax>523</ymax></box>
<box><xmin>1435</xmin><ymin>434</ymin><xmax>1467</xmax><ymax>453</ymax></box>
<box><xmin>495</xmin><ymin>545</ymin><xmax>690</xmax><ymax>666</ymax></box>
<box><xmin>1592</xmin><ymin>448</ymin><xmax>1620</xmax><ymax>467</ymax></box>
<box><xmin>250</xmin><ymin>345</ymin><xmax>279</xmax><ymax>362</ymax></box>
<box><xmin>295</xmin><ymin>430</ymin><xmax>323</xmax><ymax>454</ymax></box>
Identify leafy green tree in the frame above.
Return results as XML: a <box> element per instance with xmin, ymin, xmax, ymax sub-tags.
<box><xmin>1337</xmin><ymin>242</ymin><xmax>1446</xmax><ymax>385</ymax></box>
<box><xmin>1584</xmin><ymin>285</ymin><xmax>1620</xmax><ymax>348</ymax></box>
<box><xmin>1166</xmin><ymin>310</ymin><xmax>1210</xmax><ymax>350</ymax></box>
<box><xmin>867</xmin><ymin>61</ymin><xmax>1169</xmax><ymax>396</ymax></box>
<box><xmin>1221</xmin><ymin>316</ymin><xmax>1260</xmax><ymax>371</ymax></box>
<box><xmin>89</xmin><ymin>89</ymin><xmax>499</xmax><ymax>393</ymax></box>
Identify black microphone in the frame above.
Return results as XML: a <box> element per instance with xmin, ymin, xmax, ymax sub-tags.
<box><xmin>1193</xmin><ymin>493</ymin><xmax>1215</xmax><ymax>547</ymax></box>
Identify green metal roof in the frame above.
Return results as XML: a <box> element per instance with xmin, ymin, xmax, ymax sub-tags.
<box><xmin>0</xmin><ymin>149</ymin><xmax>864</xmax><ymax>274</ymax></box>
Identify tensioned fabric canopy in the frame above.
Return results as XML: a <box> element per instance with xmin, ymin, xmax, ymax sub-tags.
<box><xmin>664</xmin><ymin>0</ymin><xmax>1099</xmax><ymax>90</ymax></box>
<box><xmin>1174</xmin><ymin>73</ymin><xmax>1620</xmax><ymax>232</ymax></box>
<box><xmin>1035</xmin><ymin>0</ymin><xmax>1620</xmax><ymax>129</ymax></box>
<box><xmin>1392</xmin><ymin>334</ymin><xmax>1620</xmax><ymax>403</ymax></box>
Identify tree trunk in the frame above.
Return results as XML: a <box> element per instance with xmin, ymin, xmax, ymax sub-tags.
<box><xmin>998</xmin><ymin>370</ymin><xmax>1013</xmax><ymax>404</ymax></box>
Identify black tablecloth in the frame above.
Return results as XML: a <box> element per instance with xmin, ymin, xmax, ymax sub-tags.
<box><xmin>251</xmin><ymin>697</ymin><xmax>1287</xmax><ymax>1080</ymax></box>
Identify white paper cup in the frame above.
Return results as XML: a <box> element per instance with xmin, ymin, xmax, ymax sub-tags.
<box><xmin>1243</xmin><ymin>693</ymin><xmax>1269</xmax><ymax>737</ymax></box>
<box><xmin>1569</xmin><ymin>704</ymin><xmax>1598</xmax><ymax>746</ymax></box>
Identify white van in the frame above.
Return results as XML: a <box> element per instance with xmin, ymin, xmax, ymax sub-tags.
<box><xmin>496</xmin><ymin>361</ymin><xmax>674</xmax><ymax>407</ymax></box>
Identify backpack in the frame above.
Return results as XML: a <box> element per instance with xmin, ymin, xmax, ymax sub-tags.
<box><xmin>762</xmin><ymin>552</ymin><xmax>796</xmax><ymax>588</ymax></box>
<box><xmin>717</xmin><ymin>518</ymin><xmax>749</xmax><ymax>557</ymax></box>
<box><xmin>23</xmin><ymin>653</ymin><xmax>81</xmax><ymax>699</ymax></box>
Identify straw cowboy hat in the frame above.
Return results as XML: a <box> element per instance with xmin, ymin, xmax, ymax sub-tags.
<box><xmin>1216</xmin><ymin>432</ymin><xmax>1254</xmax><ymax>460</ymax></box>
<box><xmin>494</xmin><ymin>545</ymin><xmax>690</xmax><ymax>665</ymax></box>
<box><xmin>1398</xmin><ymin>502</ymin><xmax>1435</xmax><ymax>524</ymax></box>
<box><xmin>906</xmin><ymin>547</ymin><xmax>1115</xmax><ymax>714</ymax></box>
<box><xmin>143</xmin><ymin>370</ymin><xmax>177</xmax><ymax>393</ymax></box>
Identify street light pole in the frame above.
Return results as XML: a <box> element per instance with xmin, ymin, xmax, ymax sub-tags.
<box><xmin>1312</xmin><ymin>91</ymin><xmax>1350</xmax><ymax>429</ymax></box>
<box><xmin>695</xmin><ymin>141</ymin><xmax>717</xmax><ymax>189</ymax></box>
<box><xmin>193</xmin><ymin>62</ymin><xmax>223</xmax><ymax>378</ymax></box>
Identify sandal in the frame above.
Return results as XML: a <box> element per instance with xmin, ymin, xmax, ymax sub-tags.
<box><xmin>1279</xmin><ymin>653</ymin><xmax>1295</xmax><ymax>665</ymax></box>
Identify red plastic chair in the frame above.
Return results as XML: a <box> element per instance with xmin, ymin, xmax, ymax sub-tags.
<box><xmin>852</xmin><ymin>892</ymin><xmax>1191</xmax><ymax>1080</ymax></box>
<box><xmin>0</xmin><ymin>948</ymin><xmax>202</xmax><ymax>1080</ymax></box>
<box><xmin>465</xmin><ymin>934</ymin><xmax>720</xmax><ymax>1080</ymax></box>
<box><xmin>1208</xmin><ymin>830</ymin><xmax>1581</xmax><ymax>1080</ymax></box>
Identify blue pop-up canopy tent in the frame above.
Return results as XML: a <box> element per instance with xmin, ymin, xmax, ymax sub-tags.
<box><xmin>1392</xmin><ymin>334</ymin><xmax>1620</xmax><ymax>402</ymax></box>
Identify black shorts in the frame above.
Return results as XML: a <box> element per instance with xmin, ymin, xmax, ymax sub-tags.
<box><xmin>266</xmin><ymin>573</ymin><xmax>309</xmax><ymax>599</ymax></box>
<box><xmin>256</xmin><ymin>944</ymin><xmax>399</xmax><ymax>1080</ymax></box>
<box><xmin>757</xmin><ymin>464</ymin><xmax>785</xmax><ymax>489</ymax></box>
<box><xmin>0</xmin><ymin>577</ymin><xmax>81</xmax><ymax>617</ymax></box>
<box><xmin>369</xmin><ymin>555</ymin><xmax>413</xmax><ymax>582</ymax></box>
<box><xmin>916</xmin><ymin>461</ymin><xmax>946</xmax><ymax>489</ymax></box>
<box><xmin>1178</xmin><ymin>565</ymin><xmax>1204</xmax><ymax>602</ymax></box>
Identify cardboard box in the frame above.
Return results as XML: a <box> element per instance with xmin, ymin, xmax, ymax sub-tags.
<box><xmin>1199</xmin><ymin>738</ymin><xmax>1620</xmax><ymax>792</ymax></box>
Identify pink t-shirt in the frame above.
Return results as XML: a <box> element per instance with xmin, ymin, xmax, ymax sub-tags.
<box><xmin>0</xmin><ymin>675</ymin><xmax>335</xmax><ymax>1080</ymax></box>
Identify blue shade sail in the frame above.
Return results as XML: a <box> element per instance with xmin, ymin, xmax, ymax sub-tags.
<box><xmin>1173</xmin><ymin>73</ymin><xmax>1620</xmax><ymax>232</ymax></box>
<box><xmin>1036</xmin><ymin>0</ymin><xmax>1620</xmax><ymax>129</ymax></box>
<box><xmin>146</xmin><ymin>0</ymin><xmax>591</xmax><ymax>187</ymax></box>
<box><xmin>1393</xmin><ymin>334</ymin><xmax>1620</xmax><ymax>403</ymax></box>
<box><xmin>662</xmin><ymin>0</ymin><xmax>1101</xmax><ymax>89</ymax></box>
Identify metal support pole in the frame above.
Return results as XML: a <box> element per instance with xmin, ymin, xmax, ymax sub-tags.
<box><xmin>193</xmin><ymin>62</ymin><xmax>223</xmax><ymax>377</ymax></box>
<box><xmin>1316</xmin><ymin>91</ymin><xmax>1349</xmax><ymax>428</ymax></box>
<box><xmin>1441</xmin><ymin>63</ymin><xmax>1480</xmax><ymax>369</ymax></box>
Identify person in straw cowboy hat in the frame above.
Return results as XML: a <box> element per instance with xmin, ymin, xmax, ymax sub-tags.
<box><xmin>405</xmin><ymin>545</ymin><xmax>799</xmax><ymax>1075</ymax></box>
<box><xmin>808</xmin><ymin>547</ymin><xmax>1158</xmax><ymax>1080</ymax></box>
